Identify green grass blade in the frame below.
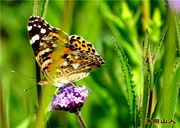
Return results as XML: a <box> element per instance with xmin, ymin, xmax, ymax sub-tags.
<box><xmin>141</xmin><ymin>33</ymin><xmax>151</xmax><ymax>128</ymax></box>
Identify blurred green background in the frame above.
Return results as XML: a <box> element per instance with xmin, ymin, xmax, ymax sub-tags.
<box><xmin>1</xmin><ymin>0</ymin><xmax>179</xmax><ymax>128</ymax></box>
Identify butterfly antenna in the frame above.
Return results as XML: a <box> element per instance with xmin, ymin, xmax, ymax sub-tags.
<box><xmin>11</xmin><ymin>70</ymin><xmax>36</xmax><ymax>79</ymax></box>
<box><xmin>24</xmin><ymin>86</ymin><xmax>34</xmax><ymax>92</ymax></box>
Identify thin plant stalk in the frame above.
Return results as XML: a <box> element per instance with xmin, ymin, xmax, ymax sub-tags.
<box><xmin>32</xmin><ymin>0</ymin><xmax>49</xmax><ymax>107</ymax></box>
<box><xmin>33</xmin><ymin>0</ymin><xmax>41</xmax><ymax>107</ymax></box>
<box><xmin>75</xmin><ymin>111</ymin><xmax>87</xmax><ymax>128</ymax></box>
<box><xmin>33</xmin><ymin>0</ymin><xmax>40</xmax><ymax>16</ymax></box>
<box><xmin>146</xmin><ymin>41</ymin><xmax>154</xmax><ymax>121</ymax></box>
<box><xmin>147</xmin><ymin>90</ymin><xmax>153</xmax><ymax>119</ymax></box>
<box><xmin>41</xmin><ymin>0</ymin><xmax>49</xmax><ymax>18</ymax></box>
<box><xmin>32</xmin><ymin>0</ymin><xmax>50</xmax><ymax>127</ymax></box>
<box><xmin>35</xmin><ymin>62</ymin><xmax>41</xmax><ymax>107</ymax></box>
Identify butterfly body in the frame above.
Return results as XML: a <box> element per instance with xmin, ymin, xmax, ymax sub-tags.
<box><xmin>27</xmin><ymin>16</ymin><xmax>104</xmax><ymax>87</ymax></box>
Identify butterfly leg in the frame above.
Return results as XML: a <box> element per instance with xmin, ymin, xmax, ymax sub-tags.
<box><xmin>55</xmin><ymin>87</ymin><xmax>59</xmax><ymax>94</ymax></box>
<box><xmin>38</xmin><ymin>80</ymin><xmax>49</xmax><ymax>86</ymax></box>
<box><xmin>69</xmin><ymin>82</ymin><xmax>77</xmax><ymax>87</ymax></box>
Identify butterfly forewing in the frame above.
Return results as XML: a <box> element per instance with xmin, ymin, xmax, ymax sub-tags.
<box><xmin>27</xmin><ymin>16</ymin><xmax>105</xmax><ymax>87</ymax></box>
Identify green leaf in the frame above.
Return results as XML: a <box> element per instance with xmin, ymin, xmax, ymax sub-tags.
<box><xmin>115</xmin><ymin>42</ymin><xmax>137</xmax><ymax>127</ymax></box>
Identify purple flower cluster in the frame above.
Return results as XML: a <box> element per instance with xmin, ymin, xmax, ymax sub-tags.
<box><xmin>50</xmin><ymin>84</ymin><xmax>89</xmax><ymax>113</ymax></box>
<box><xmin>168</xmin><ymin>0</ymin><xmax>180</xmax><ymax>12</ymax></box>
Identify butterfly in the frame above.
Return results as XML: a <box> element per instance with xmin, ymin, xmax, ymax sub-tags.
<box><xmin>27</xmin><ymin>16</ymin><xmax>105</xmax><ymax>87</ymax></box>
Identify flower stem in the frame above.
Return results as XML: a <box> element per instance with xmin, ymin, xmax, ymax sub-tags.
<box><xmin>32</xmin><ymin>0</ymin><xmax>41</xmax><ymax>107</ymax></box>
<box><xmin>41</xmin><ymin>0</ymin><xmax>49</xmax><ymax>18</ymax></box>
<box><xmin>35</xmin><ymin>61</ymin><xmax>41</xmax><ymax>106</ymax></box>
<box><xmin>33</xmin><ymin>0</ymin><xmax>40</xmax><ymax>16</ymax></box>
<box><xmin>75</xmin><ymin>111</ymin><xmax>87</xmax><ymax>128</ymax></box>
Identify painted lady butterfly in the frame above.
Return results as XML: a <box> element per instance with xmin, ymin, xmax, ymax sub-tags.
<box><xmin>27</xmin><ymin>16</ymin><xmax>104</xmax><ymax>87</ymax></box>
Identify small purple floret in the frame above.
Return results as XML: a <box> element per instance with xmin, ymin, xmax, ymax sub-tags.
<box><xmin>50</xmin><ymin>84</ymin><xmax>89</xmax><ymax>113</ymax></box>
